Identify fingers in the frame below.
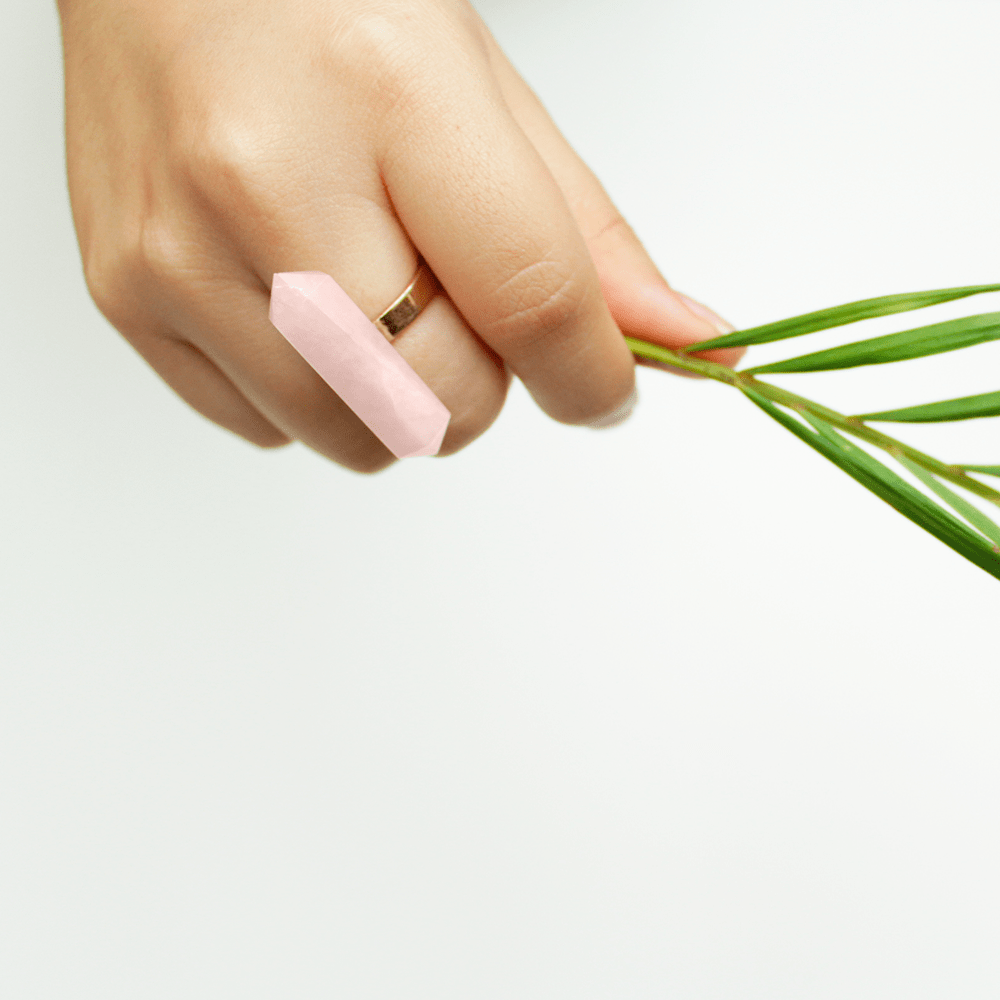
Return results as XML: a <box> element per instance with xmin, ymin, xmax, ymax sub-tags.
<box><xmin>66</xmin><ymin>0</ymin><xmax>747</xmax><ymax>480</ymax></box>
<box><xmin>480</xmin><ymin>32</ymin><xmax>746</xmax><ymax>373</ymax></box>
<box><xmin>375</xmin><ymin>49</ymin><xmax>637</xmax><ymax>426</ymax></box>
<box><xmin>153</xmin><ymin>177</ymin><xmax>511</xmax><ymax>471</ymax></box>
<box><xmin>175</xmin><ymin>282</ymin><xmax>510</xmax><ymax>473</ymax></box>
<box><xmin>132</xmin><ymin>331</ymin><xmax>292</xmax><ymax>448</ymax></box>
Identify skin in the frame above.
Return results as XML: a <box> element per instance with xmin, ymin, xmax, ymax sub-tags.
<box><xmin>57</xmin><ymin>0</ymin><xmax>743</xmax><ymax>473</ymax></box>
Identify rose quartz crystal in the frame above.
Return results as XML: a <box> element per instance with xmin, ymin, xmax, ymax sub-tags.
<box><xmin>269</xmin><ymin>272</ymin><xmax>450</xmax><ymax>459</ymax></box>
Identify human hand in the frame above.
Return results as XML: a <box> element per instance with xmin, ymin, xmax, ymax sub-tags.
<box><xmin>59</xmin><ymin>0</ymin><xmax>741</xmax><ymax>472</ymax></box>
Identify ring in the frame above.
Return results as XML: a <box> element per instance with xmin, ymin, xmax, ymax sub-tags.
<box><xmin>374</xmin><ymin>260</ymin><xmax>440</xmax><ymax>340</ymax></box>
<box><xmin>270</xmin><ymin>270</ymin><xmax>451</xmax><ymax>458</ymax></box>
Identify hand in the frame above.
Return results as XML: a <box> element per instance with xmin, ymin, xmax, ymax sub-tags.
<box><xmin>58</xmin><ymin>0</ymin><xmax>741</xmax><ymax>472</ymax></box>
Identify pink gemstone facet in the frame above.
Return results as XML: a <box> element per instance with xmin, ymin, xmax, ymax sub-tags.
<box><xmin>269</xmin><ymin>272</ymin><xmax>450</xmax><ymax>459</ymax></box>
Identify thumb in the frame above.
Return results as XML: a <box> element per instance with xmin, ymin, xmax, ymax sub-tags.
<box><xmin>482</xmin><ymin>34</ymin><xmax>744</xmax><ymax>371</ymax></box>
<box><xmin>588</xmin><ymin>213</ymin><xmax>746</xmax><ymax>375</ymax></box>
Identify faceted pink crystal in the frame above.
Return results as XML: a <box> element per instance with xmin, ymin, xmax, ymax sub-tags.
<box><xmin>269</xmin><ymin>272</ymin><xmax>450</xmax><ymax>459</ymax></box>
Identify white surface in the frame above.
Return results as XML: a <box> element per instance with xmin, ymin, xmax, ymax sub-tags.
<box><xmin>2</xmin><ymin>0</ymin><xmax>999</xmax><ymax>996</ymax></box>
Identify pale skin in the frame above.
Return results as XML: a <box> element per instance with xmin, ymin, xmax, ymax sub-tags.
<box><xmin>57</xmin><ymin>0</ymin><xmax>744</xmax><ymax>473</ymax></box>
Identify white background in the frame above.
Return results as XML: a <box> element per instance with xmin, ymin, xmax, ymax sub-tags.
<box><xmin>2</xmin><ymin>0</ymin><xmax>999</xmax><ymax>996</ymax></box>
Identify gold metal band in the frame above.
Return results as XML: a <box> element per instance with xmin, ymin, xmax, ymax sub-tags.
<box><xmin>374</xmin><ymin>261</ymin><xmax>440</xmax><ymax>340</ymax></box>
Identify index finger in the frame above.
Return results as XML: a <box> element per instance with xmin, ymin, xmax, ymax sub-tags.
<box><xmin>377</xmin><ymin>58</ymin><xmax>636</xmax><ymax>427</ymax></box>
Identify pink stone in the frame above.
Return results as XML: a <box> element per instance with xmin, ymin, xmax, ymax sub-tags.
<box><xmin>269</xmin><ymin>272</ymin><xmax>450</xmax><ymax>459</ymax></box>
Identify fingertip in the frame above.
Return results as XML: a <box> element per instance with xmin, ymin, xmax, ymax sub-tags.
<box><xmin>247</xmin><ymin>428</ymin><xmax>294</xmax><ymax>449</ymax></box>
<box><xmin>585</xmin><ymin>384</ymin><xmax>638</xmax><ymax>429</ymax></box>
<box><xmin>674</xmin><ymin>292</ymin><xmax>736</xmax><ymax>338</ymax></box>
<box><xmin>604</xmin><ymin>281</ymin><xmax>712</xmax><ymax>345</ymax></box>
<box><xmin>674</xmin><ymin>292</ymin><xmax>747</xmax><ymax>367</ymax></box>
<box><xmin>603</xmin><ymin>281</ymin><xmax>745</xmax><ymax>368</ymax></box>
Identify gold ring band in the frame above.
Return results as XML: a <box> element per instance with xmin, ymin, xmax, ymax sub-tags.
<box><xmin>374</xmin><ymin>261</ymin><xmax>440</xmax><ymax>340</ymax></box>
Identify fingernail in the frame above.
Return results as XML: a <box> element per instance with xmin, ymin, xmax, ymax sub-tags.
<box><xmin>676</xmin><ymin>293</ymin><xmax>736</xmax><ymax>337</ymax></box>
<box><xmin>586</xmin><ymin>385</ymin><xmax>638</xmax><ymax>429</ymax></box>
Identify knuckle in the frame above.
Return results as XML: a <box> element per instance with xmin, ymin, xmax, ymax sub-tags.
<box><xmin>82</xmin><ymin>241</ymin><xmax>146</xmax><ymax>331</ymax></box>
<box><xmin>483</xmin><ymin>260</ymin><xmax>588</xmax><ymax>349</ymax></box>
<box><xmin>331</xmin><ymin>15</ymin><xmax>432</xmax><ymax>118</ymax></box>
<box><xmin>85</xmin><ymin>218</ymin><xmax>210</xmax><ymax>330</ymax></box>
<box><xmin>335</xmin><ymin>4</ymin><xmax>457</xmax><ymax>67</ymax></box>
<box><xmin>82</xmin><ymin>251</ymin><xmax>124</xmax><ymax>325</ymax></box>
<box><xmin>174</xmin><ymin>124</ymin><xmax>281</xmax><ymax>212</ymax></box>
<box><xmin>327</xmin><ymin>6</ymin><xmax>482</xmax><ymax>124</ymax></box>
<box><xmin>339</xmin><ymin>10</ymin><xmax>412</xmax><ymax>61</ymax></box>
<box><xmin>136</xmin><ymin>217</ymin><xmax>201</xmax><ymax>291</ymax></box>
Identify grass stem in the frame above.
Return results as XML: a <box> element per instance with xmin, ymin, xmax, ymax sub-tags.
<box><xmin>626</xmin><ymin>337</ymin><xmax>1000</xmax><ymax>507</ymax></box>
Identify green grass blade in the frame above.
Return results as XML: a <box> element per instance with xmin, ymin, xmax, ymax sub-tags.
<box><xmin>740</xmin><ymin>387</ymin><xmax>1000</xmax><ymax>581</ymax></box>
<box><xmin>895</xmin><ymin>456</ymin><xmax>1000</xmax><ymax>548</ymax></box>
<box><xmin>854</xmin><ymin>390</ymin><xmax>1000</xmax><ymax>423</ymax></box>
<box><xmin>746</xmin><ymin>311</ymin><xmax>1000</xmax><ymax>375</ymax></box>
<box><xmin>960</xmin><ymin>466</ymin><xmax>1000</xmax><ymax>478</ymax></box>
<box><xmin>799</xmin><ymin>412</ymin><xmax>1000</xmax><ymax>546</ymax></box>
<box><xmin>681</xmin><ymin>283</ymin><xmax>1000</xmax><ymax>353</ymax></box>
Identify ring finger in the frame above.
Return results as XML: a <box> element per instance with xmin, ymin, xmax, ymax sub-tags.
<box><xmin>168</xmin><ymin>164</ymin><xmax>511</xmax><ymax>472</ymax></box>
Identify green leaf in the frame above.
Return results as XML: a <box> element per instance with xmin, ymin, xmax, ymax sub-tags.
<box><xmin>745</xmin><ymin>311</ymin><xmax>1000</xmax><ymax>375</ymax></box>
<box><xmin>740</xmin><ymin>387</ymin><xmax>1000</xmax><ymax>581</ymax></box>
<box><xmin>960</xmin><ymin>466</ymin><xmax>1000</xmax><ymax>478</ymax></box>
<box><xmin>681</xmin><ymin>283</ymin><xmax>1000</xmax><ymax>353</ymax></box>
<box><xmin>854</xmin><ymin>390</ymin><xmax>1000</xmax><ymax>423</ymax></box>
<box><xmin>895</xmin><ymin>456</ymin><xmax>1000</xmax><ymax>548</ymax></box>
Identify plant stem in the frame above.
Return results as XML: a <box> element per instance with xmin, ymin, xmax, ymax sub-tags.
<box><xmin>626</xmin><ymin>337</ymin><xmax>1000</xmax><ymax>507</ymax></box>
